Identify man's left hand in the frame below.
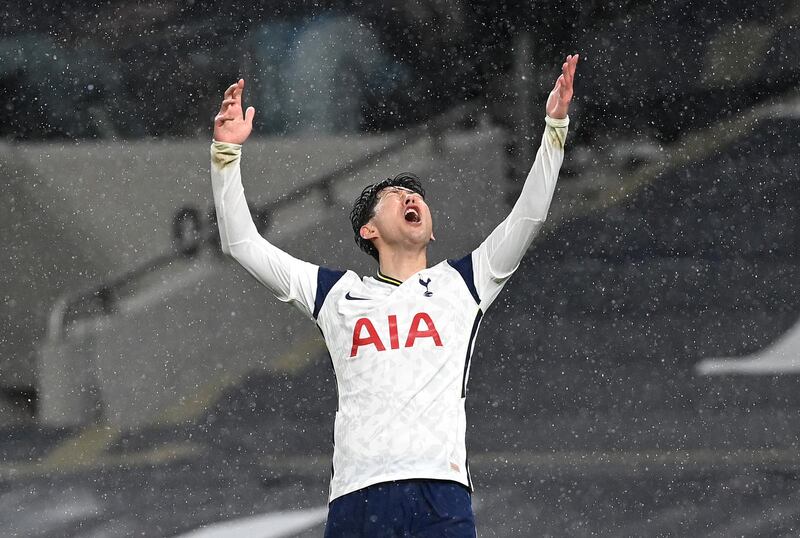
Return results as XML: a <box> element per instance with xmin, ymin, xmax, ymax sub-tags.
<box><xmin>546</xmin><ymin>54</ymin><xmax>579</xmax><ymax>120</ymax></box>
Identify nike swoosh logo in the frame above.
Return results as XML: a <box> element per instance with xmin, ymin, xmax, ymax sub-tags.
<box><xmin>345</xmin><ymin>292</ymin><xmax>369</xmax><ymax>301</ymax></box>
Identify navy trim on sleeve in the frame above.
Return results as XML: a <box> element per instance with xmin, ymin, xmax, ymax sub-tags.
<box><xmin>461</xmin><ymin>310</ymin><xmax>483</xmax><ymax>398</ymax></box>
<box><xmin>447</xmin><ymin>253</ymin><xmax>480</xmax><ymax>305</ymax></box>
<box><xmin>314</xmin><ymin>267</ymin><xmax>346</xmax><ymax>319</ymax></box>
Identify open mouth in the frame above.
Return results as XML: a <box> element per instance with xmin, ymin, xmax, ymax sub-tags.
<box><xmin>404</xmin><ymin>208</ymin><xmax>421</xmax><ymax>223</ymax></box>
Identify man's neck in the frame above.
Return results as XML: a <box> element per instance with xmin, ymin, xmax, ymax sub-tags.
<box><xmin>378</xmin><ymin>249</ymin><xmax>428</xmax><ymax>283</ymax></box>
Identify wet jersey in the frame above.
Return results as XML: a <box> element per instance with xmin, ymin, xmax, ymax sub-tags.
<box><xmin>210</xmin><ymin>116</ymin><xmax>568</xmax><ymax>501</ymax></box>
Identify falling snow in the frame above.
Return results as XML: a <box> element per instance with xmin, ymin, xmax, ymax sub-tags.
<box><xmin>1</xmin><ymin>1</ymin><xmax>799</xmax><ymax>536</ymax></box>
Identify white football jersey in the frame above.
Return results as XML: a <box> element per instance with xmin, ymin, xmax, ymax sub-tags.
<box><xmin>210</xmin><ymin>116</ymin><xmax>568</xmax><ymax>501</ymax></box>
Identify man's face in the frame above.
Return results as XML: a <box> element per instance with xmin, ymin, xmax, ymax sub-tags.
<box><xmin>365</xmin><ymin>186</ymin><xmax>434</xmax><ymax>251</ymax></box>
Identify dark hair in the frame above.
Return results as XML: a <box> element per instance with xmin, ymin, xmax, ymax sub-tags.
<box><xmin>350</xmin><ymin>172</ymin><xmax>426</xmax><ymax>261</ymax></box>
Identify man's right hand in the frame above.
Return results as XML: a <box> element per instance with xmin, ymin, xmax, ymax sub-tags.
<box><xmin>213</xmin><ymin>79</ymin><xmax>255</xmax><ymax>144</ymax></box>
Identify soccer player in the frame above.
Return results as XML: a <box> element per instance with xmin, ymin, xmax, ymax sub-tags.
<box><xmin>210</xmin><ymin>54</ymin><xmax>578</xmax><ymax>537</ymax></box>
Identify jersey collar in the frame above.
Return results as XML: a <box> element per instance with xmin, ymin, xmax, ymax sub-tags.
<box><xmin>375</xmin><ymin>270</ymin><xmax>403</xmax><ymax>287</ymax></box>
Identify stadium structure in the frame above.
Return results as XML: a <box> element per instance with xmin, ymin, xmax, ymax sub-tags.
<box><xmin>1</xmin><ymin>1</ymin><xmax>799</xmax><ymax>536</ymax></box>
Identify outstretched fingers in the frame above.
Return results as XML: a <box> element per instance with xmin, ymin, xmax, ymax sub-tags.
<box><xmin>555</xmin><ymin>54</ymin><xmax>578</xmax><ymax>102</ymax></box>
<box><xmin>215</xmin><ymin>105</ymin><xmax>236</xmax><ymax>124</ymax></box>
<box><xmin>551</xmin><ymin>74</ymin><xmax>563</xmax><ymax>94</ymax></box>
<box><xmin>216</xmin><ymin>79</ymin><xmax>247</xmax><ymax>122</ymax></box>
<box><xmin>223</xmin><ymin>79</ymin><xmax>245</xmax><ymax>101</ymax></box>
<box><xmin>223</xmin><ymin>82</ymin><xmax>237</xmax><ymax>99</ymax></box>
<box><xmin>545</xmin><ymin>54</ymin><xmax>579</xmax><ymax>119</ymax></box>
<box><xmin>563</xmin><ymin>54</ymin><xmax>579</xmax><ymax>91</ymax></box>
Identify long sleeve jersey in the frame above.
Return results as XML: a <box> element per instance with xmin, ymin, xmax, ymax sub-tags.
<box><xmin>210</xmin><ymin>115</ymin><xmax>568</xmax><ymax>501</ymax></box>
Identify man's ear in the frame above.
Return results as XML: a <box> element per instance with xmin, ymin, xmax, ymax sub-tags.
<box><xmin>360</xmin><ymin>223</ymin><xmax>378</xmax><ymax>240</ymax></box>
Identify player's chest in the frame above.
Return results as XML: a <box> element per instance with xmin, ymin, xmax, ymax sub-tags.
<box><xmin>328</xmin><ymin>273</ymin><xmax>477</xmax><ymax>360</ymax></box>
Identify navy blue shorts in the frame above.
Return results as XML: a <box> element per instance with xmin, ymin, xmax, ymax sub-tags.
<box><xmin>324</xmin><ymin>479</ymin><xmax>476</xmax><ymax>537</ymax></box>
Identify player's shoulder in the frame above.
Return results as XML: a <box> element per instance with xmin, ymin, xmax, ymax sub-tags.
<box><xmin>440</xmin><ymin>252</ymin><xmax>474</xmax><ymax>280</ymax></box>
<box><xmin>440</xmin><ymin>254</ymin><xmax>481</xmax><ymax>305</ymax></box>
<box><xmin>438</xmin><ymin>254</ymin><xmax>469</xmax><ymax>267</ymax></box>
<box><xmin>317</xmin><ymin>267</ymin><xmax>359</xmax><ymax>280</ymax></box>
<box><xmin>414</xmin><ymin>256</ymin><xmax>477</xmax><ymax>291</ymax></box>
<box><xmin>313</xmin><ymin>267</ymin><xmax>360</xmax><ymax>319</ymax></box>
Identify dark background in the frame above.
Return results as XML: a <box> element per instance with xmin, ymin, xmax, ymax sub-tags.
<box><xmin>2</xmin><ymin>1</ymin><xmax>799</xmax><ymax>536</ymax></box>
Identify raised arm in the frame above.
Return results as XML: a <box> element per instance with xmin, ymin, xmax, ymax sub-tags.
<box><xmin>471</xmin><ymin>54</ymin><xmax>579</xmax><ymax>310</ymax></box>
<box><xmin>210</xmin><ymin>80</ymin><xmax>318</xmax><ymax>318</ymax></box>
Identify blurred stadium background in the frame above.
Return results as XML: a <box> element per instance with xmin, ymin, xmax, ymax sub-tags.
<box><xmin>2</xmin><ymin>0</ymin><xmax>799</xmax><ymax>536</ymax></box>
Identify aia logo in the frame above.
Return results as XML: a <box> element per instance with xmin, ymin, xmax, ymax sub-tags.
<box><xmin>350</xmin><ymin>312</ymin><xmax>443</xmax><ymax>357</ymax></box>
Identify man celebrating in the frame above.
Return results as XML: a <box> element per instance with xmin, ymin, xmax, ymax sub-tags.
<box><xmin>210</xmin><ymin>54</ymin><xmax>578</xmax><ymax>537</ymax></box>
